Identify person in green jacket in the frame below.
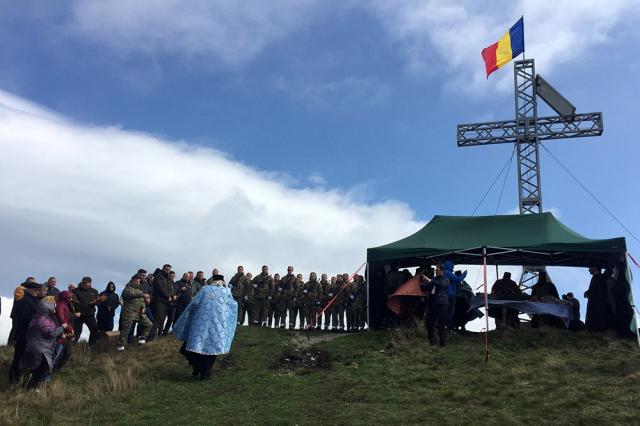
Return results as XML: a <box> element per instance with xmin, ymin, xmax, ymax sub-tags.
<box><xmin>349</xmin><ymin>275</ymin><xmax>366</xmax><ymax>331</ymax></box>
<box><xmin>292</xmin><ymin>274</ymin><xmax>305</xmax><ymax>329</ymax></box>
<box><xmin>319</xmin><ymin>274</ymin><xmax>331</xmax><ymax>330</ymax></box>
<box><xmin>268</xmin><ymin>274</ymin><xmax>281</xmax><ymax>327</ymax></box>
<box><xmin>251</xmin><ymin>266</ymin><xmax>274</xmax><ymax>326</ymax></box>
<box><xmin>117</xmin><ymin>275</ymin><xmax>152</xmax><ymax>351</ymax></box>
<box><xmin>228</xmin><ymin>266</ymin><xmax>246</xmax><ymax>325</ymax></box>
<box><xmin>301</xmin><ymin>273</ymin><xmax>322</xmax><ymax>329</ymax></box>
<box><xmin>331</xmin><ymin>275</ymin><xmax>347</xmax><ymax>331</ymax></box>
<box><xmin>241</xmin><ymin>272</ymin><xmax>254</xmax><ymax>326</ymax></box>
<box><xmin>280</xmin><ymin>266</ymin><xmax>296</xmax><ymax>329</ymax></box>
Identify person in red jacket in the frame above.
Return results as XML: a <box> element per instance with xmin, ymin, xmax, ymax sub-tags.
<box><xmin>54</xmin><ymin>291</ymin><xmax>75</xmax><ymax>369</ymax></box>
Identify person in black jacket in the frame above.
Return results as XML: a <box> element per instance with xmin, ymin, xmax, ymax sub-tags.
<box><xmin>9</xmin><ymin>281</ymin><xmax>43</xmax><ymax>383</ymax></box>
<box><xmin>420</xmin><ymin>263</ymin><xmax>450</xmax><ymax>348</ymax></box>
<box><xmin>174</xmin><ymin>272</ymin><xmax>193</xmax><ymax>321</ymax></box>
<box><xmin>611</xmin><ymin>260</ymin><xmax>634</xmax><ymax>338</ymax></box>
<box><xmin>584</xmin><ymin>266</ymin><xmax>609</xmax><ymax>332</ymax></box>
<box><xmin>162</xmin><ymin>271</ymin><xmax>178</xmax><ymax>335</ymax></box>
<box><xmin>73</xmin><ymin>277</ymin><xmax>101</xmax><ymax>345</ymax></box>
<box><xmin>97</xmin><ymin>282</ymin><xmax>120</xmax><ymax>332</ymax></box>
<box><xmin>150</xmin><ymin>264</ymin><xmax>173</xmax><ymax>339</ymax></box>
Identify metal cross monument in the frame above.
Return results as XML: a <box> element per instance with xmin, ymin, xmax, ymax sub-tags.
<box><xmin>456</xmin><ymin>58</ymin><xmax>604</xmax><ymax>285</ymax></box>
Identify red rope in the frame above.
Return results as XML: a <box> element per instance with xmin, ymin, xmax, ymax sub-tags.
<box><xmin>627</xmin><ymin>252</ymin><xmax>640</xmax><ymax>269</ymax></box>
<box><xmin>306</xmin><ymin>261</ymin><xmax>366</xmax><ymax>330</ymax></box>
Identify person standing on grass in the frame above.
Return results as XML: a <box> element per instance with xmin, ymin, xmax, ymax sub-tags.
<box><xmin>420</xmin><ymin>263</ymin><xmax>450</xmax><ymax>348</ymax></box>
<box><xmin>117</xmin><ymin>275</ymin><xmax>152</xmax><ymax>352</ymax></box>
<box><xmin>9</xmin><ymin>281</ymin><xmax>42</xmax><ymax>383</ymax></box>
<box><xmin>150</xmin><ymin>264</ymin><xmax>173</xmax><ymax>339</ymax></box>
<box><xmin>97</xmin><ymin>282</ymin><xmax>120</xmax><ymax>332</ymax></box>
<box><xmin>173</xmin><ymin>274</ymin><xmax>237</xmax><ymax>381</ymax></box>
<box><xmin>20</xmin><ymin>299</ymin><xmax>72</xmax><ymax>390</ymax></box>
<box><xmin>73</xmin><ymin>277</ymin><xmax>102</xmax><ymax>345</ymax></box>
<box><xmin>53</xmin><ymin>290</ymin><xmax>75</xmax><ymax>369</ymax></box>
<box><xmin>174</xmin><ymin>272</ymin><xmax>194</xmax><ymax>321</ymax></box>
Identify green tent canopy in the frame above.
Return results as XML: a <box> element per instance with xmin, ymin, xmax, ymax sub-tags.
<box><xmin>367</xmin><ymin>213</ymin><xmax>626</xmax><ymax>267</ymax></box>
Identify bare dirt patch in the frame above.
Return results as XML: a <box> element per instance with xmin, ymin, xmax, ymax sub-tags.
<box><xmin>273</xmin><ymin>347</ymin><xmax>332</xmax><ymax>374</ymax></box>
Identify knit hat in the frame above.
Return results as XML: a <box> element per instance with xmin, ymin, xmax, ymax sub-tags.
<box><xmin>25</xmin><ymin>281</ymin><xmax>42</xmax><ymax>290</ymax></box>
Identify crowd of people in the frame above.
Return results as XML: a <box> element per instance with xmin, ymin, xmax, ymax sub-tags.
<box><xmin>383</xmin><ymin>260</ymin><xmax>636</xmax><ymax>347</ymax></box>
<box><xmin>487</xmin><ymin>261</ymin><xmax>635</xmax><ymax>337</ymax></box>
<box><xmin>6</xmin><ymin>264</ymin><xmax>367</xmax><ymax>389</ymax></box>
<box><xmin>6</xmin><ymin>259</ymin><xmax>634</xmax><ymax>388</ymax></box>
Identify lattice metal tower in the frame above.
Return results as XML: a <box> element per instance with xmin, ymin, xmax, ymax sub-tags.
<box><xmin>457</xmin><ymin>58</ymin><xmax>603</xmax><ymax>287</ymax></box>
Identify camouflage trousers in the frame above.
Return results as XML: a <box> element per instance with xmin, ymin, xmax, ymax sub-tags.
<box><xmin>118</xmin><ymin>310</ymin><xmax>152</xmax><ymax>347</ymax></box>
<box><xmin>241</xmin><ymin>302</ymin><xmax>253</xmax><ymax>326</ymax></box>
<box><xmin>331</xmin><ymin>304</ymin><xmax>345</xmax><ymax>329</ymax></box>
<box><xmin>304</xmin><ymin>304</ymin><xmax>319</xmax><ymax>327</ymax></box>
<box><xmin>277</xmin><ymin>300</ymin><xmax>292</xmax><ymax>328</ymax></box>
<box><xmin>267</xmin><ymin>302</ymin><xmax>278</xmax><ymax>327</ymax></box>
<box><xmin>349</xmin><ymin>307</ymin><xmax>364</xmax><ymax>329</ymax></box>
<box><xmin>253</xmin><ymin>298</ymin><xmax>269</xmax><ymax>325</ymax></box>
<box><xmin>290</xmin><ymin>305</ymin><xmax>304</xmax><ymax>329</ymax></box>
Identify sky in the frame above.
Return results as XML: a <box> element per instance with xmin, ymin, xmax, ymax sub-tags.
<box><xmin>1</xmin><ymin>1</ymin><xmax>640</xmax><ymax>337</ymax></box>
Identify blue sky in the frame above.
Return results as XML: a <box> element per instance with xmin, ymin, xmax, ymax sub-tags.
<box><xmin>0</xmin><ymin>1</ymin><xmax>639</xmax><ymax>314</ymax></box>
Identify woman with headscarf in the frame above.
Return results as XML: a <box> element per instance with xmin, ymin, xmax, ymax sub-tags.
<box><xmin>97</xmin><ymin>281</ymin><xmax>120</xmax><ymax>332</ymax></box>
<box><xmin>20</xmin><ymin>299</ymin><xmax>71</xmax><ymax>389</ymax></box>
<box><xmin>54</xmin><ymin>291</ymin><xmax>75</xmax><ymax>369</ymax></box>
<box><xmin>172</xmin><ymin>274</ymin><xmax>237</xmax><ymax>381</ymax></box>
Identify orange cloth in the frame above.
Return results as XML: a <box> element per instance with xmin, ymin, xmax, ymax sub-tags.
<box><xmin>386</xmin><ymin>277</ymin><xmax>426</xmax><ymax>317</ymax></box>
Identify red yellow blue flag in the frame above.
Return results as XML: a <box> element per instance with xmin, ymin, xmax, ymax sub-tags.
<box><xmin>482</xmin><ymin>17</ymin><xmax>524</xmax><ymax>78</ymax></box>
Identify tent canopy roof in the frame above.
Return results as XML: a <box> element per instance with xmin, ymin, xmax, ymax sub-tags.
<box><xmin>367</xmin><ymin>213</ymin><xmax>626</xmax><ymax>267</ymax></box>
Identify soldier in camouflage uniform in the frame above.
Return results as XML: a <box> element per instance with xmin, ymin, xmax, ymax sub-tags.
<box><xmin>301</xmin><ymin>272</ymin><xmax>321</xmax><ymax>329</ymax></box>
<box><xmin>331</xmin><ymin>275</ymin><xmax>346</xmax><ymax>331</ymax></box>
<box><xmin>292</xmin><ymin>273</ymin><xmax>306</xmax><ymax>329</ymax></box>
<box><xmin>268</xmin><ymin>274</ymin><xmax>281</xmax><ymax>327</ymax></box>
<box><xmin>342</xmin><ymin>273</ymin><xmax>355</xmax><ymax>332</ymax></box>
<box><xmin>349</xmin><ymin>275</ymin><xmax>366</xmax><ymax>331</ymax></box>
<box><xmin>117</xmin><ymin>274</ymin><xmax>152</xmax><ymax>351</ymax></box>
<box><xmin>241</xmin><ymin>272</ymin><xmax>254</xmax><ymax>326</ymax></box>
<box><xmin>319</xmin><ymin>274</ymin><xmax>331</xmax><ymax>330</ymax></box>
<box><xmin>251</xmin><ymin>265</ymin><xmax>274</xmax><ymax>326</ymax></box>
<box><xmin>228</xmin><ymin>266</ymin><xmax>246</xmax><ymax>325</ymax></box>
<box><xmin>279</xmin><ymin>266</ymin><xmax>296</xmax><ymax>329</ymax></box>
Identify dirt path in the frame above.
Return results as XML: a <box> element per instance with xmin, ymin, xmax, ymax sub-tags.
<box><xmin>291</xmin><ymin>331</ymin><xmax>349</xmax><ymax>350</ymax></box>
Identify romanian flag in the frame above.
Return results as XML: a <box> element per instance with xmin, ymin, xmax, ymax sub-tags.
<box><xmin>482</xmin><ymin>17</ymin><xmax>524</xmax><ymax>78</ymax></box>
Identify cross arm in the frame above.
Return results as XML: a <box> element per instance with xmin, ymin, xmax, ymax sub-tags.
<box><xmin>457</xmin><ymin>112</ymin><xmax>603</xmax><ymax>147</ymax></box>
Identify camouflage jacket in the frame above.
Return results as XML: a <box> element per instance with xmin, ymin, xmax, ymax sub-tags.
<box><xmin>121</xmin><ymin>281</ymin><xmax>146</xmax><ymax>314</ymax></box>
<box><xmin>242</xmin><ymin>276</ymin><xmax>255</xmax><ymax>303</ymax></box>
<box><xmin>299</xmin><ymin>280</ymin><xmax>321</xmax><ymax>305</ymax></box>
<box><xmin>279</xmin><ymin>274</ymin><xmax>296</xmax><ymax>300</ymax></box>
<box><xmin>350</xmin><ymin>282</ymin><xmax>366</xmax><ymax>309</ymax></box>
<box><xmin>251</xmin><ymin>272</ymin><xmax>274</xmax><ymax>299</ymax></box>
<box><xmin>228</xmin><ymin>273</ymin><xmax>246</xmax><ymax>301</ymax></box>
<box><xmin>319</xmin><ymin>280</ymin><xmax>331</xmax><ymax>303</ymax></box>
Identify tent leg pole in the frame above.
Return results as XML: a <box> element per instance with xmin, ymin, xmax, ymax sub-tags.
<box><xmin>483</xmin><ymin>247</ymin><xmax>490</xmax><ymax>363</ymax></box>
<box><xmin>366</xmin><ymin>262</ymin><xmax>370</xmax><ymax>332</ymax></box>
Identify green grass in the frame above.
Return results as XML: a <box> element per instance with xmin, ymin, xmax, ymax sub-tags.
<box><xmin>1</xmin><ymin>326</ymin><xmax>639</xmax><ymax>425</ymax></box>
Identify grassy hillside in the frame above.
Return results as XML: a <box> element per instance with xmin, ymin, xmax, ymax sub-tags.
<box><xmin>1</xmin><ymin>325</ymin><xmax>639</xmax><ymax>425</ymax></box>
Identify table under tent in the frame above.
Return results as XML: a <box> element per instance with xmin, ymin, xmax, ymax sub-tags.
<box><xmin>366</xmin><ymin>213</ymin><xmax>632</xmax><ymax>333</ymax></box>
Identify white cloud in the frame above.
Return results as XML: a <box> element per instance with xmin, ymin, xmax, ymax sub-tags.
<box><xmin>66</xmin><ymin>0</ymin><xmax>323</xmax><ymax>67</ymax></box>
<box><xmin>308</xmin><ymin>172</ymin><xmax>327</xmax><ymax>187</ymax></box>
<box><xmin>367</xmin><ymin>0</ymin><xmax>640</xmax><ymax>95</ymax></box>
<box><xmin>273</xmin><ymin>76</ymin><xmax>392</xmax><ymax>111</ymax></box>
<box><xmin>0</xmin><ymin>90</ymin><xmax>422</xmax><ymax>301</ymax></box>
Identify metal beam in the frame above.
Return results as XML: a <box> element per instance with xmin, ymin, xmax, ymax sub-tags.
<box><xmin>456</xmin><ymin>112</ymin><xmax>603</xmax><ymax>147</ymax></box>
